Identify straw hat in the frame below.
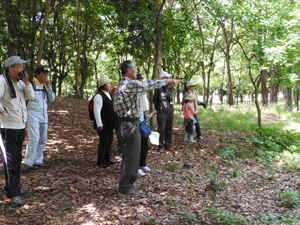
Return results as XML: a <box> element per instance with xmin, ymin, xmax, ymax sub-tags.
<box><xmin>97</xmin><ymin>76</ymin><xmax>111</xmax><ymax>88</ymax></box>
<box><xmin>186</xmin><ymin>93</ymin><xmax>195</xmax><ymax>100</ymax></box>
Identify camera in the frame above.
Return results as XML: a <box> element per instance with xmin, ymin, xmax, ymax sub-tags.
<box><xmin>17</xmin><ymin>70</ymin><xmax>26</xmax><ymax>81</ymax></box>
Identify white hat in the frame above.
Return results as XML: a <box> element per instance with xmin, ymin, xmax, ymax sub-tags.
<box><xmin>5</xmin><ymin>56</ymin><xmax>28</xmax><ymax>68</ymax></box>
<box><xmin>186</xmin><ymin>80</ymin><xmax>198</xmax><ymax>87</ymax></box>
<box><xmin>97</xmin><ymin>76</ymin><xmax>112</xmax><ymax>88</ymax></box>
<box><xmin>160</xmin><ymin>71</ymin><xmax>172</xmax><ymax>79</ymax></box>
<box><xmin>186</xmin><ymin>93</ymin><xmax>195</xmax><ymax>100</ymax></box>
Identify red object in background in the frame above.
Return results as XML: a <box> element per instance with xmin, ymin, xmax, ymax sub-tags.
<box><xmin>110</xmin><ymin>87</ymin><xmax>116</xmax><ymax>96</ymax></box>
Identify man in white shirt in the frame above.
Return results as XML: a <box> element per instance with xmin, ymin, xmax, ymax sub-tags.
<box><xmin>0</xmin><ymin>56</ymin><xmax>35</xmax><ymax>207</ymax></box>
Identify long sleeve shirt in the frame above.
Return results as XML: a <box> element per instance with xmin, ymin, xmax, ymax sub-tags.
<box><xmin>27</xmin><ymin>80</ymin><xmax>56</xmax><ymax>123</ymax></box>
<box><xmin>0</xmin><ymin>74</ymin><xmax>35</xmax><ymax>129</ymax></box>
<box><xmin>113</xmin><ymin>77</ymin><xmax>167</xmax><ymax>119</ymax></box>
<box><xmin>183</xmin><ymin>102</ymin><xmax>196</xmax><ymax>120</ymax></box>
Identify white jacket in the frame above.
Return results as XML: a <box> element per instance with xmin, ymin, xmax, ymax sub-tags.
<box><xmin>26</xmin><ymin>80</ymin><xmax>55</xmax><ymax>123</ymax></box>
<box><xmin>0</xmin><ymin>74</ymin><xmax>35</xmax><ymax>129</ymax></box>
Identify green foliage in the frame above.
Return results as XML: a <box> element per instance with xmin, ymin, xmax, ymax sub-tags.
<box><xmin>148</xmin><ymin>218</ymin><xmax>156</xmax><ymax>224</ymax></box>
<box><xmin>175</xmin><ymin>211</ymin><xmax>198</xmax><ymax>225</ymax></box>
<box><xmin>219</xmin><ymin>145</ymin><xmax>237</xmax><ymax>159</ymax></box>
<box><xmin>278</xmin><ymin>189</ymin><xmax>300</xmax><ymax>209</ymax></box>
<box><xmin>203</xmin><ymin>207</ymin><xmax>252</xmax><ymax>225</ymax></box>
<box><xmin>165</xmin><ymin>163</ymin><xmax>181</xmax><ymax>171</ymax></box>
<box><xmin>205</xmin><ymin>168</ymin><xmax>226</xmax><ymax>201</ymax></box>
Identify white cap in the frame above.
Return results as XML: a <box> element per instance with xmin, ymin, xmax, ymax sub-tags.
<box><xmin>186</xmin><ymin>93</ymin><xmax>195</xmax><ymax>100</ymax></box>
<box><xmin>186</xmin><ymin>80</ymin><xmax>198</xmax><ymax>87</ymax></box>
<box><xmin>5</xmin><ymin>56</ymin><xmax>28</xmax><ymax>68</ymax></box>
<box><xmin>160</xmin><ymin>71</ymin><xmax>172</xmax><ymax>79</ymax></box>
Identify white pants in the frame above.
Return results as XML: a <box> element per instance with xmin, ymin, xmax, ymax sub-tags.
<box><xmin>25</xmin><ymin>122</ymin><xmax>48</xmax><ymax>166</ymax></box>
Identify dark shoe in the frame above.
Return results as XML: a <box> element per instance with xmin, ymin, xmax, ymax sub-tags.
<box><xmin>4</xmin><ymin>189</ymin><xmax>28</xmax><ymax>197</ymax></box>
<box><xmin>33</xmin><ymin>163</ymin><xmax>50</xmax><ymax>168</ymax></box>
<box><xmin>10</xmin><ymin>196</ymin><xmax>23</xmax><ymax>207</ymax></box>
<box><xmin>118</xmin><ymin>189</ymin><xmax>141</xmax><ymax>196</ymax></box>
<box><xmin>98</xmin><ymin>162</ymin><xmax>110</xmax><ymax>169</ymax></box>
<box><xmin>106</xmin><ymin>160</ymin><xmax>117</xmax><ymax>165</ymax></box>
<box><xmin>24</xmin><ymin>164</ymin><xmax>35</xmax><ymax>171</ymax></box>
<box><xmin>165</xmin><ymin>146</ymin><xmax>174</xmax><ymax>151</ymax></box>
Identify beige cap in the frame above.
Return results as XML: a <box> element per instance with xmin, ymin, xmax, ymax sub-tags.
<box><xmin>97</xmin><ymin>76</ymin><xmax>112</xmax><ymax>88</ymax></box>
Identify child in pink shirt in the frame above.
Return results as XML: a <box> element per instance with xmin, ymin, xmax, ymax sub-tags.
<box><xmin>183</xmin><ymin>93</ymin><xmax>201</xmax><ymax>143</ymax></box>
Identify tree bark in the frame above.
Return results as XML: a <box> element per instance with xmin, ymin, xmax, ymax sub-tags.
<box><xmin>286</xmin><ymin>86</ymin><xmax>293</xmax><ymax>111</ymax></box>
<box><xmin>75</xmin><ymin>0</ymin><xmax>81</xmax><ymax>99</ymax></box>
<box><xmin>37</xmin><ymin>0</ymin><xmax>51</xmax><ymax>66</ymax></box>
<box><xmin>261</xmin><ymin>70</ymin><xmax>268</xmax><ymax>106</ymax></box>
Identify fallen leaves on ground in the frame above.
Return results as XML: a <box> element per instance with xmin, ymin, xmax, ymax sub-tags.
<box><xmin>0</xmin><ymin>96</ymin><xmax>299</xmax><ymax>224</ymax></box>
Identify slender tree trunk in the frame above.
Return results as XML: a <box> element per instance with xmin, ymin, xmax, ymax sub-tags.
<box><xmin>75</xmin><ymin>0</ymin><xmax>81</xmax><ymax>99</ymax></box>
<box><xmin>297</xmin><ymin>86</ymin><xmax>299</xmax><ymax>112</ymax></box>
<box><xmin>37</xmin><ymin>0</ymin><xmax>51</xmax><ymax>66</ymax></box>
<box><xmin>286</xmin><ymin>86</ymin><xmax>293</xmax><ymax>111</ymax></box>
<box><xmin>261</xmin><ymin>70</ymin><xmax>268</xmax><ymax>106</ymax></box>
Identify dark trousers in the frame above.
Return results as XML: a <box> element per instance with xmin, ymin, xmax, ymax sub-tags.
<box><xmin>115</xmin><ymin>128</ymin><xmax>123</xmax><ymax>154</ymax></box>
<box><xmin>194</xmin><ymin>114</ymin><xmax>202</xmax><ymax>137</ymax></box>
<box><xmin>97</xmin><ymin>128</ymin><xmax>113</xmax><ymax>165</ymax></box>
<box><xmin>118</xmin><ymin>120</ymin><xmax>141</xmax><ymax>192</ymax></box>
<box><xmin>157</xmin><ymin>111</ymin><xmax>174</xmax><ymax>149</ymax></box>
<box><xmin>139</xmin><ymin>133</ymin><xmax>148</xmax><ymax>167</ymax></box>
<box><xmin>0</xmin><ymin>128</ymin><xmax>25</xmax><ymax>198</ymax></box>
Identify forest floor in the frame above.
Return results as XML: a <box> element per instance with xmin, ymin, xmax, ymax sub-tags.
<box><xmin>0</xmin><ymin>97</ymin><xmax>299</xmax><ymax>224</ymax></box>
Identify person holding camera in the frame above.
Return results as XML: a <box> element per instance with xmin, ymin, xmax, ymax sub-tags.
<box><xmin>24</xmin><ymin>65</ymin><xmax>55</xmax><ymax>171</ymax></box>
<box><xmin>182</xmin><ymin>81</ymin><xmax>206</xmax><ymax>140</ymax></box>
<box><xmin>0</xmin><ymin>56</ymin><xmax>35</xmax><ymax>207</ymax></box>
<box><xmin>153</xmin><ymin>71</ymin><xmax>175</xmax><ymax>151</ymax></box>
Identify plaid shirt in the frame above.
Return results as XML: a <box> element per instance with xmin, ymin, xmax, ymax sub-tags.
<box><xmin>113</xmin><ymin>77</ymin><xmax>167</xmax><ymax>118</ymax></box>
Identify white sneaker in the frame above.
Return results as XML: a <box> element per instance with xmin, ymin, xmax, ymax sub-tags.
<box><xmin>138</xmin><ymin>169</ymin><xmax>146</xmax><ymax>176</ymax></box>
<box><xmin>142</xmin><ymin>166</ymin><xmax>151</xmax><ymax>171</ymax></box>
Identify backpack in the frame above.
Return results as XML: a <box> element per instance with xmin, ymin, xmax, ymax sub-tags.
<box><xmin>88</xmin><ymin>91</ymin><xmax>102</xmax><ymax>121</ymax></box>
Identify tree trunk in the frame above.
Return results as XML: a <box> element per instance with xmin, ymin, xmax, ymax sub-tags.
<box><xmin>37</xmin><ymin>0</ymin><xmax>51</xmax><ymax>66</ymax></box>
<box><xmin>297</xmin><ymin>86</ymin><xmax>299</xmax><ymax>112</ymax></box>
<box><xmin>261</xmin><ymin>70</ymin><xmax>268</xmax><ymax>106</ymax></box>
<box><xmin>286</xmin><ymin>86</ymin><xmax>292</xmax><ymax>111</ymax></box>
<box><xmin>75</xmin><ymin>0</ymin><xmax>81</xmax><ymax>99</ymax></box>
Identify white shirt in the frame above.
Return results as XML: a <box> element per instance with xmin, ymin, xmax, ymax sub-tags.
<box><xmin>93</xmin><ymin>91</ymin><xmax>112</xmax><ymax>127</ymax></box>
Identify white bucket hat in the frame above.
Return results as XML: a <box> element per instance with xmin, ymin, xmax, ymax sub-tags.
<box><xmin>186</xmin><ymin>80</ymin><xmax>198</xmax><ymax>87</ymax></box>
<box><xmin>5</xmin><ymin>56</ymin><xmax>28</xmax><ymax>68</ymax></box>
<box><xmin>97</xmin><ymin>76</ymin><xmax>112</xmax><ymax>88</ymax></box>
<box><xmin>186</xmin><ymin>93</ymin><xmax>195</xmax><ymax>100</ymax></box>
<box><xmin>159</xmin><ymin>71</ymin><xmax>172</xmax><ymax>79</ymax></box>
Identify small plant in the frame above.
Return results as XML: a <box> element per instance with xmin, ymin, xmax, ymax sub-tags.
<box><xmin>220</xmin><ymin>145</ymin><xmax>237</xmax><ymax>159</ymax></box>
<box><xmin>175</xmin><ymin>211</ymin><xmax>198</xmax><ymax>224</ymax></box>
<box><xmin>165</xmin><ymin>162</ymin><xmax>181</xmax><ymax>171</ymax></box>
<box><xmin>204</xmin><ymin>207</ymin><xmax>252</xmax><ymax>224</ymax></box>
<box><xmin>148</xmin><ymin>218</ymin><xmax>156</xmax><ymax>224</ymax></box>
<box><xmin>64</xmin><ymin>205</ymin><xmax>73</xmax><ymax>211</ymax></box>
<box><xmin>278</xmin><ymin>188</ymin><xmax>300</xmax><ymax>209</ymax></box>
<box><xmin>182</xmin><ymin>174</ymin><xmax>191</xmax><ymax>181</ymax></box>
<box><xmin>205</xmin><ymin>168</ymin><xmax>226</xmax><ymax>200</ymax></box>
<box><xmin>225</xmin><ymin>161</ymin><xmax>242</xmax><ymax>178</ymax></box>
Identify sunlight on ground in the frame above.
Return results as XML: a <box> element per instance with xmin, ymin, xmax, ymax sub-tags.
<box><xmin>283</xmin><ymin>123</ymin><xmax>300</xmax><ymax>132</ymax></box>
<box><xmin>48</xmin><ymin>110</ymin><xmax>69</xmax><ymax>114</ymax></box>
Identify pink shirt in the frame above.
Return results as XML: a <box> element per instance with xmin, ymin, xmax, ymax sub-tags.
<box><xmin>183</xmin><ymin>102</ymin><xmax>196</xmax><ymax>120</ymax></box>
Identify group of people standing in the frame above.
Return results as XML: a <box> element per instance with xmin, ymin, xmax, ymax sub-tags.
<box><xmin>94</xmin><ymin>60</ymin><xmax>206</xmax><ymax>197</ymax></box>
<box><xmin>0</xmin><ymin>56</ymin><xmax>55</xmax><ymax>207</ymax></box>
<box><xmin>0</xmin><ymin>57</ymin><xmax>205</xmax><ymax>207</ymax></box>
